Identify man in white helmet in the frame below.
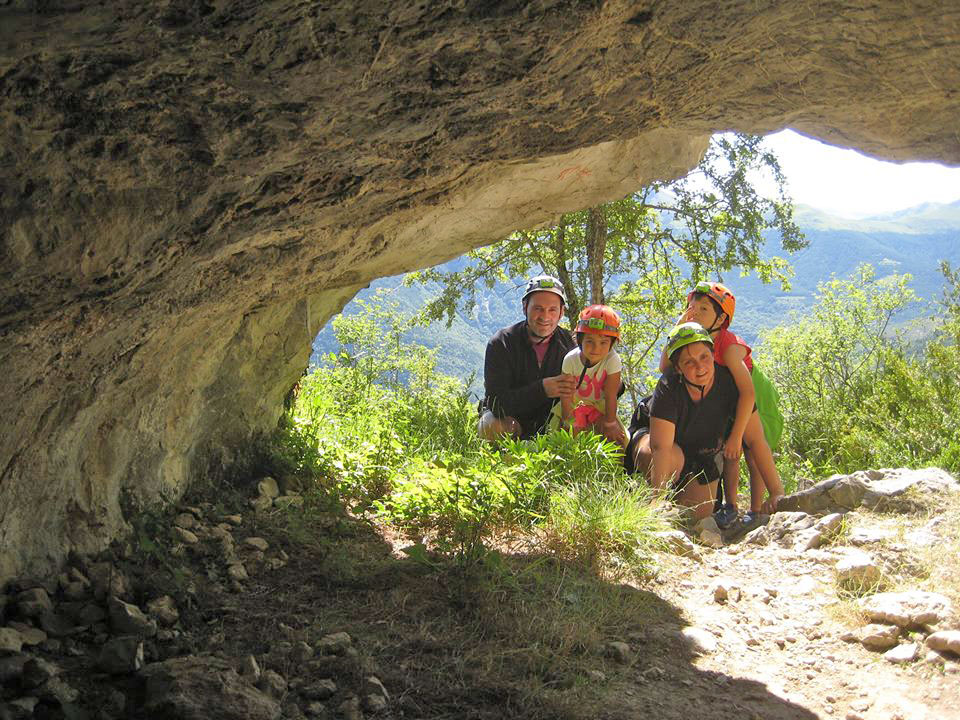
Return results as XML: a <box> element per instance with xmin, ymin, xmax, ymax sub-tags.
<box><xmin>479</xmin><ymin>275</ymin><xmax>577</xmax><ymax>440</ymax></box>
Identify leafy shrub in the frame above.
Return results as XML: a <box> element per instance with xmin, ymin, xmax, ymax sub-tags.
<box><xmin>758</xmin><ymin>263</ymin><xmax>960</xmax><ymax>486</ymax></box>
<box><xmin>276</xmin><ymin>293</ymin><xmax>677</xmax><ymax>576</ymax></box>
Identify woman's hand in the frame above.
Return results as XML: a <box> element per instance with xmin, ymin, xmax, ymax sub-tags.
<box><xmin>761</xmin><ymin>493</ymin><xmax>783</xmax><ymax>514</ymax></box>
<box><xmin>723</xmin><ymin>434</ymin><xmax>743</xmax><ymax>461</ymax></box>
<box><xmin>601</xmin><ymin>419</ymin><xmax>627</xmax><ymax>447</ymax></box>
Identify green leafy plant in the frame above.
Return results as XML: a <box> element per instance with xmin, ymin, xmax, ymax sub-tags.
<box><xmin>758</xmin><ymin>263</ymin><xmax>960</xmax><ymax>486</ymax></box>
<box><xmin>407</xmin><ymin>133</ymin><xmax>806</xmax><ymax>407</ymax></box>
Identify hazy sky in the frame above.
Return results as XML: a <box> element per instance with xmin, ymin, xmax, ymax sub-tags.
<box><xmin>761</xmin><ymin>130</ymin><xmax>960</xmax><ymax>218</ymax></box>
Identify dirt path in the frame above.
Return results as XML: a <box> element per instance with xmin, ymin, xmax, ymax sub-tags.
<box><xmin>628</xmin><ymin>536</ymin><xmax>960</xmax><ymax>720</ymax></box>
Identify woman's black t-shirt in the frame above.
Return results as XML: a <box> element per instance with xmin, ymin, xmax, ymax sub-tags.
<box><xmin>649</xmin><ymin>364</ymin><xmax>741</xmax><ymax>472</ymax></box>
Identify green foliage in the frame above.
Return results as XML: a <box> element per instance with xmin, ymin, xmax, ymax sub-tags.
<box><xmin>758</xmin><ymin>263</ymin><xmax>960</xmax><ymax>486</ymax></box>
<box><xmin>540</xmin><ymin>473</ymin><xmax>668</xmax><ymax>576</ymax></box>
<box><xmin>406</xmin><ymin>133</ymin><xmax>806</xmax><ymax>407</ymax></box>
<box><xmin>278</xmin><ymin>299</ymin><xmax>671</xmax><ymax>575</ymax></box>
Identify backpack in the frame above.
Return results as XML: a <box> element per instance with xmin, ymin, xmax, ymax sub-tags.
<box><xmin>623</xmin><ymin>394</ymin><xmax>653</xmax><ymax>474</ymax></box>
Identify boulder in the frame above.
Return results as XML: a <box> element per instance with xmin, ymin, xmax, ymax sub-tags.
<box><xmin>694</xmin><ymin>516</ymin><xmax>723</xmax><ymax>548</ymax></box>
<box><xmin>141</xmin><ymin>656</ymin><xmax>281</xmax><ymax>720</ymax></box>
<box><xmin>860</xmin><ymin>468</ymin><xmax>960</xmax><ymax>510</ymax></box>
<box><xmin>147</xmin><ymin>596</ymin><xmax>181</xmax><ymax>627</ymax></box>
<box><xmin>87</xmin><ymin>564</ymin><xmax>131</xmax><ymax>601</ymax></box>
<box><xmin>257</xmin><ymin>669</ymin><xmax>288</xmax><ymax>699</ymax></box>
<box><xmin>6</xmin><ymin>622</ymin><xmax>45</xmax><ymax>647</ymax></box>
<box><xmin>174</xmin><ymin>527</ymin><xmax>201</xmax><ymax>545</ymax></box>
<box><xmin>243</xmin><ymin>537</ymin><xmax>270</xmax><ymax>552</ymax></box>
<box><xmin>15</xmin><ymin>588</ymin><xmax>53</xmax><ymax>619</ymax></box>
<box><xmin>300</xmin><ymin>678</ymin><xmax>336</xmax><ymax>701</ymax></box>
<box><xmin>0</xmin><ymin>653</ymin><xmax>29</xmax><ymax>684</ymax></box>
<box><xmin>605</xmin><ymin>641</ymin><xmax>632</xmax><ymax>664</ymax></box>
<box><xmin>108</xmin><ymin>596</ymin><xmax>158</xmax><ymax>638</ymax></box>
<box><xmin>861</xmin><ymin>591</ymin><xmax>953</xmax><ymax>628</ymax></box>
<box><xmin>315</xmin><ymin>632</ymin><xmax>352</xmax><ymax>655</ymax></box>
<box><xmin>99</xmin><ymin>636</ymin><xmax>145</xmax><ymax>674</ymax></box>
<box><xmin>238</xmin><ymin>654</ymin><xmax>261</xmax><ymax>682</ymax></box>
<box><xmin>777</xmin><ymin>476</ymin><xmax>867</xmax><ymax>515</ymax></box>
<box><xmin>860</xmin><ymin>623</ymin><xmax>900</xmax><ymax>651</ymax></box>
<box><xmin>174</xmin><ymin>513</ymin><xmax>198</xmax><ymax>530</ymax></box>
<box><xmin>653</xmin><ymin>530</ymin><xmax>702</xmax><ymax>560</ymax></box>
<box><xmin>926</xmin><ymin>630</ymin><xmax>960</xmax><ymax>657</ymax></box>
<box><xmin>884</xmin><ymin>642</ymin><xmax>919</xmax><ymax>664</ymax></box>
<box><xmin>257</xmin><ymin>478</ymin><xmax>281</xmax><ymax>499</ymax></box>
<box><xmin>835</xmin><ymin>550</ymin><xmax>882</xmax><ymax>591</ymax></box>
<box><xmin>21</xmin><ymin>657</ymin><xmax>60</xmax><ymax>689</ymax></box>
<box><xmin>0</xmin><ymin>627</ymin><xmax>24</xmax><ymax>654</ymax></box>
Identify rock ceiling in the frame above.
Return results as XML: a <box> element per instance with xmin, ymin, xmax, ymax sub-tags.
<box><xmin>1</xmin><ymin>0</ymin><xmax>958</xmax><ymax>581</ymax></box>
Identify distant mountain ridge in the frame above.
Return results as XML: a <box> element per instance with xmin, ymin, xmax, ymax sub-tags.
<box><xmin>312</xmin><ymin>201</ymin><xmax>960</xmax><ymax>387</ymax></box>
<box><xmin>794</xmin><ymin>200</ymin><xmax>960</xmax><ymax>234</ymax></box>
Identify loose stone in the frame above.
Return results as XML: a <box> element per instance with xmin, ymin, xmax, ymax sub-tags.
<box><xmin>244</xmin><ymin>537</ymin><xmax>270</xmax><ymax>552</ymax></box>
<box><xmin>926</xmin><ymin>630</ymin><xmax>960</xmax><ymax>656</ymax></box>
<box><xmin>108</xmin><ymin>596</ymin><xmax>157</xmax><ymax>638</ymax></box>
<box><xmin>884</xmin><ymin>642</ymin><xmax>919</xmax><ymax>664</ymax></box>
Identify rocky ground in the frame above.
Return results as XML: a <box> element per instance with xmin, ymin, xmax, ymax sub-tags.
<box><xmin>1</xmin><ymin>469</ymin><xmax>958</xmax><ymax>720</ymax></box>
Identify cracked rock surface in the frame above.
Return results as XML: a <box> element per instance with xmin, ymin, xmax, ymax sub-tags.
<box><xmin>2</xmin><ymin>0</ymin><xmax>960</xmax><ymax>580</ymax></box>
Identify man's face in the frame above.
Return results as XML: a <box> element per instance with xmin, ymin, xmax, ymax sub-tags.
<box><xmin>525</xmin><ymin>291</ymin><xmax>563</xmax><ymax>338</ymax></box>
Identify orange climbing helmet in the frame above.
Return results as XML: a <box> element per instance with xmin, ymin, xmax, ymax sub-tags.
<box><xmin>687</xmin><ymin>281</ymin><xmax>735</xmax><ymax>328</ymax></box>
<box><xmin>576</xmin><ymin>304</ymin><xmax>621</xmax><ymax>340</ymax></box>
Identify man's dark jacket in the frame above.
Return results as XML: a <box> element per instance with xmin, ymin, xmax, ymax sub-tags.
<box><xmin>482</xmin><ymin>320</ymin><xmax>574</xmax><ymax>439</ymax></box>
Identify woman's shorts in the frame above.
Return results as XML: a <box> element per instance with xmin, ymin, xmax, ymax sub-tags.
<box><xmin>674</xmin><ymin>452</ymin><xmax>722</xmax><ymax>491</ymax></box>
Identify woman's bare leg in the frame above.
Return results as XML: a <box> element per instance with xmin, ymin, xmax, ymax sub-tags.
<box><xmin>677</xmin><ymin>479</ymin><xmax>720</xmax><ymax>521</ymax></box>
<box><xmin>633</xmin><ymin>433</ymin><xmax>684</xmax><ymax>491</ymax></box>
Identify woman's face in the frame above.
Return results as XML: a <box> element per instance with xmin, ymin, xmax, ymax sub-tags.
<box><xmin>675</xmin><ymin>342</ymin><xmax>715</xmax><ymax>388</ymax></box>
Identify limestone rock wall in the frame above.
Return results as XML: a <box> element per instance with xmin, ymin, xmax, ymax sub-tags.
<box><xmin>1</xmin><ymin>0</ymin><xmax>958</xmax><ymax>582</ymax></box>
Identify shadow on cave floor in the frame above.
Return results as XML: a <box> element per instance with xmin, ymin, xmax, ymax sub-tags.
<box><xmin>124</xmin><ymin>494</ymin><xmax>819</xmax><ymax>720</ymax></box>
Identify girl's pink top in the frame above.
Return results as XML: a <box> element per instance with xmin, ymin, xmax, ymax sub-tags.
<box><xmin>713</xmin><ymin>328</ymin><xmax>753</xmax><ymax>371</ymax></box>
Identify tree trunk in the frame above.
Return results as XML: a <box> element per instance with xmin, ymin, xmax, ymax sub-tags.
<box><xmin>549</xmin><ymin>223</ymin><xmax>579</xmax><ymax>327</ymax></box>
<box><xmin>586</xmin><ymin>206</ymin><xmax>607</xmax><ymax>305</ymax></box>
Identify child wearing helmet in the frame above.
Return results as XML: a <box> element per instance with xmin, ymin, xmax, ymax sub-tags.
<box><xmin>556</xmin><ymin>304</ymin><xmax>628</xmax><ymax>447</ymax></box>
<box><xmin>662</xmin><ymin>281</ymin><xmax>785</xmax><ymax>529</ymax></box>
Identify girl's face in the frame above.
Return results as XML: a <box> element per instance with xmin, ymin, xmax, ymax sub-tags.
<box><xmin>685</xmin><ymin>296</ymin><xmax>724</xmax><ymax>331</ymax></box>
<box><xmin>676</xmin><ymin>342</ymin><xmax>715</xmax><ymax>389</ymax></box>
<box><xmin>580</xmin><ymin>333</ymin><xmax>614</xmax><ymax>365</ymax></box>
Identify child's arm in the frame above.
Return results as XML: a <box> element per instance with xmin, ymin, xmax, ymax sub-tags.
<box><xmin>602</xmin><ymin>371</ymin><xmax>621</xmax><ymax>425</ymax></box>
<box><xmin>660</xmin><ymin>309</ymin><xmax>695</xmax><ymax>372</ymax></box>
<box><xmin>601</xmin><ymin>371</ymin><xmax>627</xmax><ymax>446</ymax></box>
<box><xmin>658</xmin><ymin>346</ymin><xmax>670</xmax><ymax>373</ymax></box>
<box><xmin>722</xmin><ymin>344</ymin><xmax>755</xmax><ymax>461</ymax></box>
<box><xmin>559</xmin><ymin>354</ymin><xmax>576</xmax><ymax>427</ymax></box>
<box><xmin>560</xmin><ymin>394</ymin><xmax>574</xmax><ymax>427</ymax></box>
